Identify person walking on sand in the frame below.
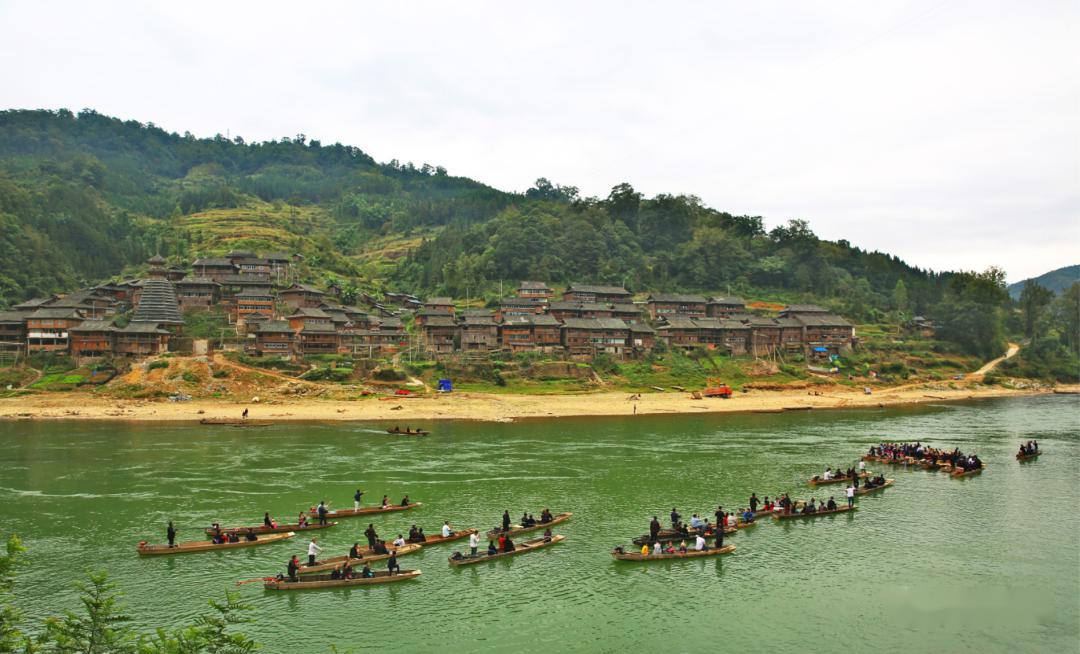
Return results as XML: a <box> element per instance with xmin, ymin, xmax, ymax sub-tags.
<box><xmin>242</xmin><ymin>408</ymin><xmax>249</xmax><ymax>419</ymax></box>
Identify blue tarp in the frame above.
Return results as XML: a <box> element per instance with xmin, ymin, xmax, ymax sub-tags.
<box><xmin>812</xmin><ymin>347</ymin><xmax>828</xmax><ymax>352</ymax></box>
<box><xmin>437</xmin><ymin>379</ymin><xmax>453</xmax><ymax>392</ymax></box>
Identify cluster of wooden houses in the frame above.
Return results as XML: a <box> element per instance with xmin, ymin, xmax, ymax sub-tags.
<box><xmin>0</xmin><ymin>255</ymin><xmax>855</xmax><ymax>366</ymax></box>
<box><xmin>413</xmin><ymin>282</ymin><xmax>854</xmax><ymax>359</ymax></box>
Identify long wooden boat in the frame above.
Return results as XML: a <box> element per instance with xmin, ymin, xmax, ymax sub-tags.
<box><xmin>204</xmin><ymin>521</ymin><xmax>337</xmax><ymax>536</ymax></box>
<box><xmin>137</xmin><ymin>531</ymin><xmax>295</xmax><ymax>555</ymax></box>
<box><xmin>808</xmin><ymin>472</ymin><xmax>869</xmax><ymax>486</ymax></box>
<box><xmin>405</xmin><ymin>528</ymin><xmax>478</xmax><ymax>548</ymax></box>
<box><xmin>485</xmin><ymin>512</ymin><xmax>572</xmax><ymax>538</ymax></box>
<box><xmin>853</xmin><ymin>479</ymin><xmax>894</xmax><ymax>495</ymax></box>
<box><xmin>448</xmin><ymin>535</ymin><xmax>565</xmax><ymax>566</ymax></box>
<box><xmin>297</xmin><ymin>543</ymin><xmax>422</xmax><ymax>574</ymax></box>
<box><xmin>199</xmin><ymin>418</ymin><xmax>271</xmax><ymax>427</ymax></box>
<box><xmin>264</xmin><ymin>569</ymin><xmax>421</xmax><ymax>590</ymax></box>
<box><xmin>1016</xmin><ymin>450</ymin><xmax>1041</xmax><ymax>461</ymax></box>
<box><xmin>613</xmin><ymin>544</ymin><xmax>736</xmax><ymax>561</ymax></box>
<box><xmin>772</xmin><ymin>506</ymin><xmax>857</xmax><ymax>520</ymax></box>
<box><xmin>632</xmin><ymin>525</ymin><xmax>736</xmax><ymax>546</ymax></box>
<box><xmin>309</xmin><ymin>502</ymin><xmax>422</xmax><ymax>520</ymax></box>
<box><xmin>951</xmin><ymin>466</ymin><xmax>984</xmax><ymax>478</ymax></box>
<box><xmin>387</xmin><ymin>428</ymin><xmax>430</xmax><ymax>436</ymax></box>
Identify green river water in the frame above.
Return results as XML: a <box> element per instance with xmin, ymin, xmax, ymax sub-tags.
<box><xmin>1</xmin><ymin>395</ymin><xmax>1078</xmax><ymax>653</ymax></box>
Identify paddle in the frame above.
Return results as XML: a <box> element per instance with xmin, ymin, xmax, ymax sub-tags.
<box><xmin>236</xmin><ymin>577</ymin><xmax>275</xmax><ymax>586</ymax></box>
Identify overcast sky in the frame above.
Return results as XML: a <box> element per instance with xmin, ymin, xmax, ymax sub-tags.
<box><xmin>1</xmin><ymin>1</ymin><xmax>1076</xmax><ymax>282</ymax></box>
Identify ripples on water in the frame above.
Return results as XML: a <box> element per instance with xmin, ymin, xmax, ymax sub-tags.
<box><xmin>0</xmin><ymin>395</ymin><xmax>1077</xmax><ymax>652</ymax></box>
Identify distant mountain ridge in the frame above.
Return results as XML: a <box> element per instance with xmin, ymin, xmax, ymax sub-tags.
<box><xmin>1008</xmin><ymin>265</ymin><xmax>1079</xmax><ymax>299</ymax></box>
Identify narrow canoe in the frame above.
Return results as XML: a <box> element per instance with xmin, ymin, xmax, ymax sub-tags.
<box><xmin>853</xmin><ymin>479</ymin><xmax>894</xmax><ymax>496</ymax></box>
<box><xmin>1016</xmin><ymin>450</ymin><xmax>1041</xmax><ymax>461</ymax></box>
<box><xmin>613</xmin><ymin>544</ymin><xmax>736</xmax><ymax>561</ymax></box>
<box><xmin>387</xmin><ymin>428</ymin><xmax>430</xmax><ymax>436</ymax></box>
<box><xmin>309</xmin><ymin>502</ymin><xmax>422</xmax><ymax>519</ymax></box>
<box><xmin>204</xmin><ymin>521</ymin><xmax>338</xmax><ymax>536</ymax></box>
<box><xmin>265</xmin><ymin>569</ymin><xmax>421</xmax><ymax>590</ymax></box>
<box><xmin>951</xmin><ymin>467</ymin><xmax>984</xmax><ymax>478</ymax></box>
<box><xmin>448</xmin><ymin>535</ymin><xmax>565</xmax><ymax>566</ymax></box>
<box><xmin>298</xmin><ymin>543</ymin><xmax>422</xmax><ymax>574</ymax></box>
<box><xmin>404</xmin><ymin>528</ymin><xmax>478</xmax><ymax>548</ymax></box>
<box><xmin>137</xmin><ymin>531</ymin><xmax>295</xmax><ymax>555</ymax></box>
<box><xmin>808</xmin><ymin>472</ymin><xmax>869</xmax><ymax>486</ymax></box>
<box><xmin>772</xmin><ymin>506</ymin><xmax>857</xmax><ymax>520</ymax></box>
<box><xmin>486</xmin><ymin>512</ymin><xmax>572</xmax><ymax>538</ymax></box>
<box><xmin>199</xmin><ymin>418</ymin><xmax>271</xmax><ymax>427</ymax></box>
<box><xmin>632</xmin><ymin>526</ymin><xmax>736</xmax><ymax>546</ymax></box>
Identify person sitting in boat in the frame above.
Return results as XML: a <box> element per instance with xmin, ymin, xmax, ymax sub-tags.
<box><xmin>652</xmin><ymin>542</ymin><xmax>662</xmax><ymax>556</ymax></box>
<box><xmin>441</xmin><ymin>522</ymin><xmax>454</xmax><ymax>538</ymax></box>
<box><xmin>415</xmin><ymin>527</ymin><xmax>426</xmax><ymax>542</ymax></box>
<box><xmin>664</xmin><ymin>544</ymin><xmax>676</xmax><ymax>554</ymax></box>
<box><xmin>392</xmin><ymin>534</ymin><xmax>406</xmax><ymax>548</ymax></box>
<box><xmin>373</xmin><ymin>540</ymin><xmax>389</xmax><ymax>555</ymax></box>
<box><xmin>543</xmin><ymin>527</ymin><xmax>553</xmax><ymax>542</ymax></box>
<box><xmin>297</xmin><ymin>513</ymin><xmax>308</xmax><ymax>528</ymax></box>
<box><xmin>822</xmin><ymin>467</ymin><xmax>834</xmax><ymax>480</ymax></box>
<box><xmin>678</xmin><ymin>522</ymin><xmax>691</xmax><ymax>537</ymax></box>
<box><xmin>408</xmin><ymin>526</ymin><xmax>419</xmax><ymax>542</ymax></box>
<box><xmin>528</xmin><ymin>514</ymin><xmax>538</xmax><ymax>526</ymax></box>
<box><xmin>694</xmin><ymin>534</ymin><xmax>707</xmax><ymax>551</ymax></box>
<box><xmin>381</xmin><ymin>495</ymin><xmax>390</xmax><ymax>509</ymax></box>
<box><xmin>361</xmin><ymin>563</ymin><xmax>374</xmax><ymax>578</ymax></box>
<box><xmin>503</xmin><ymin>537</ymin><xmax>515</xmax><ymax>553</ymax></box>
<box><xmin>678</xmin><ymin>539</ymin><xmax>688</xmax><ymax>553</ymax></box>
<box><xmin>245</xmin><ymin>528</ymin><xmax>258</xmax><ymax>542</ymax></box>
<box><xmin>497</xmin><ymin>534</ymin><xmax>507</xmax><ymax>551</ymax></box>
<box><xmin>487</xmin><ymin>540</ymin><xmax>498</xmax><ymax>556</ymax></box>
<box><xmin>287</xmin><ymin>555</ymin><xmax>300</xmax><ymax>581</ymax></box>
<box><xmin>263</xmin><ymin>513</ymin><xmax>273</xmax><ymax>528</ymax></box>
<box><xmin>400</xmin><ymin>495</ymin><xmax>410</xmax><ymax>507</ymax></box>
<box><xmin>826</xmin><ymin>497</ymin><xmax>837</xmax><ymax>511</ymax></box>
<box><xmin>689</xmin><ymin>514</ymin><xmax>704</xmax><ymax>530</ymax></box>
<box><xmin>520</xmin><ymin>512</ymin><xmax>530</xmax><ymax>527</ymax></box>
<box><xmin>802</xmin><ymin>500</ymin><xmax>815</xmax><ymax>515</ymax></box>
<box><xmin>330</xmin><ymin>567</ymin><xmax>343</xmax><ymax>580</ymax></box>
<box><xmin>341</xmin><ymin>562</ymin><xmax>354</xmax><ymax>580</ymax></box>
<box><xmin>349</xmin><ymin>543</ymin><xmax>363</xmax><ymax>560</ymax></box>
<box><xmin>540</xmin><ymin>508</ymin><xmax>553</xmax><ymax>523</ymax></box>
<box><xmin>639</xmin><ymin>543</ymin><xmax>649</xmax><ymax>556</ymax></box>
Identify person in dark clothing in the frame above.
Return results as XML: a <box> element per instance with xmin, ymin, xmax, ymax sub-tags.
<box><xmin>317</xmin><ymin>501</ymin><xmax>328</xmax><ymax>526</ymax></box>
<box><xmin>502</xmin><ymin>510</ymin><xmax>511</xmax><ymax>532</ymax></box>
<box><xmin>715</xmin><ymin>522</ymin><xmax>724</xmax><ymax>549</ymax></box>
<box><xmin>286</xmin><ymin>555</ymin><xmax>300</xmax><ymax>581</ymax></box>
<box><xmin>364</xmin><ymin>524</ymin><xmax>378</xmax><ymax>547</ymax></box>
<box><xmin>373</xmin><ymin>540</ymin><xmax>389</xmax><ymax>555</ymax></box>
<box><xmin>400</xmin><ymin>495</ymin><xmax>410</xmax><ymax>507</ymax></box>
<box><xmin>749</xmin><ymin>494</ymin><xmax>759</xmax><ymax>513</ymax></box>
<box><xmin>361</xmin><ymin>563</ymin><xmax>374</xmax><ymax>578</ymax></box>
<box><xmin>387</xmin><ymin>551</ymin><xmax>401</xmax><ymax>575</ymax></box>
<box><xmin>670</xmin><ymin>508</ymin><xmax>681</xmax><ymax>530</ymax></box>
<box><xmin>649</xmin><ymin>516</ymin><xmax>661</xmax><ymax>542</ymax></box>
<box><xmin>167</xmin><ymin>521</ymin><xmax>176</xmax><ymax>548</ymax></box>
<box><xmin>245</xmin><ymin>528</ymin><xmax>258</xmax><ymax>542</ymax></box>
<box><xmin>487</xmin><ymin>540</ymin><xmax>498</xmax><ymax>555</ymax></box>
<box><xmin>263</xmin><ymin>512</ymin><xmax>273</xmax><ymax>528</ymax></box>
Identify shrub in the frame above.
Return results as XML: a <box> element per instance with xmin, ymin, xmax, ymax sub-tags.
<box><xmin>212</xmin><ymin>369</ymin><xmax>230</xmax><ymax>378</ymax></box>
<box><xmin>182</xmin><ymin>371</ymin><xmax>200</xmax><ymax>384</ymax></box>
<box><xmin>147</xmin><ymin>360</ymin><xmax>169</xmax><ymax>371</ymax></box>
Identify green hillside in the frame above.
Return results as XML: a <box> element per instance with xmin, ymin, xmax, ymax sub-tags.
<box><xmin>1007</xmin><ymin>265</ymin><xmax>1079</xmax><ymax>299</ymax></box>
<box><xmin>0</xmin><ymin>108</ymin><xmax>1076</xmax><ymax>378</ymax></box>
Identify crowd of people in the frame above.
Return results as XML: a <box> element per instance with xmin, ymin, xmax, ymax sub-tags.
<box><xmin>1018</xmin><ymin>440</ymin><xmax>1039</xmax><ymax>456</ymax></box>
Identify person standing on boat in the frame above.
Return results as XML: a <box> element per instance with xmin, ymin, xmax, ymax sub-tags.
<box><xmin>354</xmin><ymin>489</ymin><xmax>364</xmax><ymax>511</ymax></box>
<box><xmin>845</xmin><ymin>485</ymin><xmax>854</xmax><ymax>508</ymax></box>
<box><xmin>714</xmin><ymin>519</ymin><xmax>724</xmax><ymax>549</ymax></box>
<box><xmin>364</xmin><ymin>524</ymin><xmax>378</xmax><ymax>548</ymax></box>
<box><xmin>167</xmin><ymin>521</ymin><xmax>176</xmax><ymax>548</ymax></box>
<box><xmin>307</xmin><ymin>537</ymin><xmax>322</xmax><ymax>566</ymax></box>
<box><xmin>502</xmin><ymin>510</ymin><xmax>511</xmax><ymax>532</ymax></box>
<box><xmin>287</xmin><ymin>555</ymin><xmax>300</xmax><ymax>581</ymax></box>
<box><xmin>670</xmin><ymin>508</ymin><xmax>681</xmax><ymax>530</ymax></box>
<box><xmin>469</xmin><ymin>531</ymin><xmax>479</xmax><ymax>556</ymax></box>
<box><xmin>316</xmin><ymin>501</ymin><xmax>328</xmax><ymax>525</ymax></box>
<box><xmin>263</xmin><ymin>512</ymin><xmax>273</xmax><ymax>529</ymax></box>
<box><xmin>749</xmin><ymin>494</ymin><xmax>759</xmax><ymax>514</ymax></box>
<box><xmin>649</xmin><ymin>516</ymin><xmax>661</xmax><ymax>542</ymax></box>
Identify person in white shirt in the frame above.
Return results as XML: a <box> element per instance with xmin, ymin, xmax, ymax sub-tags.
<box><xmin>441</xmin><ymin>522</ymin><xmax>453</xmax><ymax>538</ymax></box>
<box><xmin>858</xmin><ymin>460</ymin><xmax>866</xmax><ymax>472</ymax></box>
<box><xmin>846</xmin><ymin>485</ymin><xmax>856</xmax><ymax>508</ymax></box>
<box><xmin>468</xmin><ymin>531</ymin><xmax>479</xmax><ymax>556</ymax></box>
<box><xmin>307</xmin><ymin>537</ymin><xmax>322</xmax><ymax>566</ymax></box>
<box><xmin>392</xmin><ymin>534</ymin><xmax>406</xmax><ymax>548</ymax></box>
<box><xmin>694</xmin><ymin>535</ymin><xmax>706</xmax><ymax>551</ymax></box>
<box><xmin>823</xmin><ymin>467</ymin><xmax>833</xmax><ymax>480</ymax></box>
<box><xmin>652</xmin><ymin>541</ymin><xmax>662</xmax><ymax>555</ymax></box>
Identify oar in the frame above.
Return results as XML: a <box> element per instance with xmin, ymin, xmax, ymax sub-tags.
<box><xmin>236</xmin><ymin>577</ymin><xmax>275</xmax><ymax>586</ymax></box>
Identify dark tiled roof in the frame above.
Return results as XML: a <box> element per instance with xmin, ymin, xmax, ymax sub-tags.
<box><xmin>548</xmin><ymin>301</ymin><xmax>609</xmax><ymax>312</ymax></box>
<box><xmin>256</xmin><ymin>321</ymin><xmax>294</xmax><ymax>334</ymax></box>
<box><xmin>425</xmin><ymin>297</ymin><xmax>454</xmax><ymax>306</ymax></box>
<box><xmin>709</xmin><ymin>296</ymin><xmax>746</xmax><ymax>305</ymax></box>
<box><xmin>782</xmin><ymin>304</ymin><xmax>829</xmax><ymax>314</ymax></box>
<box><xmin>566</xmin><ymin>283</ymin><xmax>630</xmax><ymax>296</ymax></box>
<box><xmin>175</xmin><ymin>277</ymin><xmax>220</xmax><ymax>286</ymax></box>
<box><xmin>562</xmin><ymin>318</ymin><xmax>628</xmax><ymax>330</ymax></box>
<box><xmin>147</xmin><ymin>255</ymin><xmax>167</xmax><ymax>265</ymax></box>
<box><xmin>518</xmin><ymin>281</ymin><xmax>552</xmax><ymax>290</ymax></box>
<box><xmin>28</xmin><ymin>307</ymin><xmax>84</xmax><ymax>319</ymax></box>
<box><xmin>647</xmin><ymin>293</ymin><xmax>707</xmax><ymax>303</ymax></box>
<box><xmin>793</xmin><ymin>313</ymin><xmax>852</xmax><ymax>327</ymax></box>
<box><xmin>116</xmin><ymin>322</ymin><xmax>171</xmax><ymax>334</ymax></box>
<box><xmin>301</xmin><ymin>323</ymin><xmax>337</xmax><ymax>333</ymax></box>
<box><xmin>12</xmin><ymin>298</ymin><xmax>52</xmax><ymax>310</ymax></box>
<box><xmin>462</xmin><ymin>315</ymin><xmax>497</xmax><ymax>326</ymax></box>
<box><xmin>629</xmin><ymin>323</ymin><xmax>657</xmax><ymax>333</ymax></box>
<box><xmin>235</xmin><ymin>288</ymin><xmax>274</xmax><ymax>299</ymax></box>
<box><xmin>289</xmin><ymin>307</ymin><xmax>331</xmax><ymax>319</ymax></box>
<box><xmin>0</xmin><ymin>311</ymin><xmax>28</xmax><ymax>323</ymax></box>
<box><xmin>70</xmin><ymin>319</ymin><xmax>116</xmax><ymax>332</ymax></box>
<box><xmin>131</xmin><ymin>279</ymin><xmax>183</xmax><ymax>324</ymax></box>
<box><xmin>610</xmin><ymin>303</ymin><xmax>642</xmax><ymax>314</ymax></box>
<box><xmin>282</xmin><ymin>283</ymin><xmax>325</xmax><ymax>295</ymax></box>
<box><xmin>218</xmin><ymin>274</ymin><xmax>268</xmax><ymax>285</ymax></box>
<box><xmin>192</xmin><ymin>258</ymin><xmax>236</xmax><ymax>267</ymax></box>
<box><xmin>422</xmin><ymin>316</ymin><xmax>457</xmax><ymax>328</ymax></box>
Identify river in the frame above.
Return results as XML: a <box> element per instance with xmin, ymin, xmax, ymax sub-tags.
<box><xmin>1</xmin><ymin>395</ymin><xmax>1077</xmax><ymax>653</ymax></box>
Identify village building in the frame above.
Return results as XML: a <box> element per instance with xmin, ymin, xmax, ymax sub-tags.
<box><xmin>779</xmin><ymin>304</ymin><xmax>830</xmax><ymax>317</ymax></box>
<box><xmin>227</xmin><ymin>252</ymin><xmax>272</xmax><ymax>280</ymax></box>
<box><xmin>26</xmin><ymin>307</ymin><xmax>84</xmax><ymax>352</ymax></box>
<box><xmin>460</xmin><ymin>314</ymin><xmax>500</xmax><ymax>352</ymax></box>
<box><xmin>776</xmin><ymin>316</ymin><xmax>806</xmax><ymax>352</ymax></box>
<box><xmin>297</xmin><ymin>323</ymin><xmax>338</xmax><ymax>356</ymax></box>
<box><xmin>646</xmin><ymin>293</ymin><xmax>708</xmax><ymax>320</ymax></box>
<box><xmin>706</xmin><ymin>296</ymin><xmax>747</xmax><ymax>317</ymax></box>
<box><xmin>192</xmin><ymin>257</ymin><xmax>237</xmax><ymax>282</ymax></box>
<box><xmin>262</xmin><ymin>252</ymin><xmax>293</xmax><ymax>282</ymax></box>
<box><xmin>46</xmin><ymin>290</ymin><xmax>118</xmax><ymax>319</ymax></box>
<box><xmin>248</xmin><ymin>321</ymin><xmax>294</xmax><ymax>357</ymax></box>
<box><xmin>0</xmin><ymin>311</ymin><xmax>27</xmax><ymax>360</ymax></box>
<box><xmin>414</xmin><ymin>308</ymin><xmax>453</xmax><ymax>327</ymax></box>
<box><xmin>496</xmin><ymin>297</ymin><xmax>547</xmax><ymax>321</ymax></box>
<box><xmin>233</xmin><ymin>287</ymin><xmax>275</xmax><ymax>320</ymax></box>
<box><xmin>279</xmin><ymin>283</ymin><xmax>326</xmax><ymax>309</ymax></box>
<box><xmin>548</xmin><ymin>301</ymin><xmax>613</xmax><ymax>322</ymax></box>
<box><xmin>420</xmin><ymin>315</ymin><xmax>458</xmax><ymax>355</ymax></box>
<box><xmin>792</xmin><ymin>313</ymin><xmax>855</xmax><ymax>354</ymax></box>
<box><xmin>174</xmin><ymin>277</ymin><xmax>220</xmax><ymax>310</ymax></box>
<box><xmin>286</xmin><ymin>307</ymin><xmax>332</xmax><ymax>331</ymax></box>
<box><xmin>516</xmin><ymin>281</ymin><xmax>553</xmax><ymax>300</ymax></box>
<box><xmin>130</xmin><ymin>278</ymin><xmax>184</xmax><ymax>329</ymax></box>
<box><xmin>609</xmin><ymin>303</ymin><xmax>645</xmax><ymax>324</ymax></box>
<box><xmin>423</xmin><ymin>297</ymin><xmax>456</xmax><ymax>315</ymax></box>
<box><xmin>629</xmin><ymin>323</ymin><xmax>657</xmax><ymax>351</ymax></box>
<box><xmin>69</xmin><ymin>320</ymin><xmax>116</xmax><ymax>359</ymax></box>
<box><xmin>93</xmin><ymin>282</ymin><xmax>137</xmax><ymax>306</ymax></box>
<box><xmin>113</xmin><ymin>322</ymin><xmax>172</xmax><ymax>356</ymax></box>
<box><xmin>164</xmin><ymin>266</ymin><xmax>187</xmax><ymax>282</ymax></box>
<box><xmin>563</xmin><ymin>283</ymin><xmax>631</xmax><ymax>304</ymax></box>
<box><xmin>561</xmin><ymin>318</ymin><xmax>630</xmax><ymax>357</ymax></box>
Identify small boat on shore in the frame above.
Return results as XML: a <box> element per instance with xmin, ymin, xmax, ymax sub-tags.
<box><xmin>1016</xmin><ymin>450</ymin><xmax>1042</xmax><ymax>461</ymax></box>
<box><xmin>808</xmin><ymin>472</ymin><xmax>869</xmax><ymax>486</ymax></box>
<box><xmin>298</xmin><ymin>543</ymin><xmax>422</xmax><ymax>574</ymax></box>
<box><xmin>613</xmin><ymin>544</ymin><xmax>736</xmax><ymax>561</ymax></box>
<box><xmin>199</xmin><ymin>418</ymin><xmax>271</xmax><ymax>428</ymax></box>
<box><xmin>773</xmin><ymin>506</ymin><xmax>857</xmax><ymax>520</ymax></box>
<box><xmin>137</xmin><ymin>531</ymin><xmax>295</xmax><ymax>555</ymax></box>
<box><xmin>204</xmin><ymin>521</ymin><xmax>337</xmax><ymax>536</ymax></box>
<box><xmin>448</xmin><ymin>535</ymin><xmax>565</xmax><ymax>566</ymax></box>
<box><xmin>265</xmin><ymin>569</ymin><xmax>421</xmax><ymax>590</ymax></box>
<box><xmin>951</xmin><ymin>467</ymin><xmax>984</xmax><ymax>478</ymax></box>
<box><xmin>485</xmin><ymin>512</ymin><xmax>572</xmax><ymax>538</ymax></box>
<box><xmin>387</xmin><ymin>427</ymin><xmax>429</xmax><ymax>436</ymax></box>
<box><xmin>853</xmin><ymin>479</ymin><xmax>894</xmax><ymax>495</ymax></box>
<box><xmin>309</xmin><ymin>502</ymin><xmax>422</xmax><ymax>520</ymax></box>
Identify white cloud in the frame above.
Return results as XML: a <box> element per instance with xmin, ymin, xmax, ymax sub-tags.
<box><xmin>0</xmin><ymin>0</ymin><xmax>1076</xmax><ymax>282</ymax></box>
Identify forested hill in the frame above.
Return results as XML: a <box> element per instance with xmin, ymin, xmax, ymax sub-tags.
<box><xmin>0</xmin><ymin>108</ymin><xmax>1040</xmax><ymax>361</ymax></box>
<box><xmin>1007</xmin><ymin>265</ymin><xmax>1079</xmax><ymax>299</ymax></box>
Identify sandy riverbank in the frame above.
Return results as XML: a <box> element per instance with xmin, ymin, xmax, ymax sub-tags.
<box><xmin>0</xmin><ymin>383</ymin><xmax>1072</xmax><ymax>423</ymax></box>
